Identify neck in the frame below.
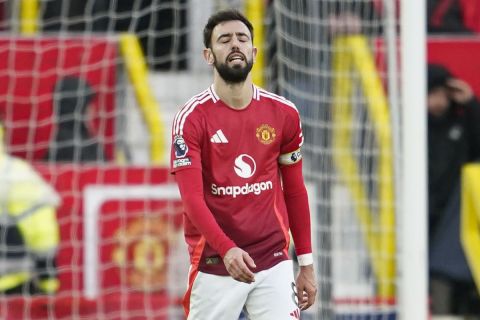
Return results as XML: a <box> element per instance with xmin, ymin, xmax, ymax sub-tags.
<box><xmin>213</xmin><ymin>74</ymin><xmax>253</xmax><ymax>109</ymax></box>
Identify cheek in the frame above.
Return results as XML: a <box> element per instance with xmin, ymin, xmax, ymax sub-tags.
<box><xmin>427</xmin><ymin>93</ymin><xmax>449</xmax><ymax>111</ymax></box>
<box><xmin>427</xmin><ymin>95</ymin><xmax>436</xmax><ymax>107</ymax></box>
<box><xmin>212</xmin><ymin>48</ymin><xmax>227</xmax><ymax>62</ymax></box>
<box><xmin>436</xmin><ymin>94</ymin><xmax>449</xmax><ymax>108</ymax></box>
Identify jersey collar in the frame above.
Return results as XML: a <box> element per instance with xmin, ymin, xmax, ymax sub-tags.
<box><xmin>209</xmin><ymin>84</ymin><xmax>260</xmax><ymax>104</ymax></box>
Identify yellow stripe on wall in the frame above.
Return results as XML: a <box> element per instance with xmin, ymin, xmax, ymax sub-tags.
<box><xmin>332</xmin><ymin>36</ymin><xmax>396</xmax><ymax>299</ymax></box>
<box><xmin>120</xmin><ymin>34</ymin><xmax>166</xmax><ymax>164</ymax></box>
<box><xmin>20</xmin><ymin>0</ymin><xmax>39</xmax><ymax>35</ymax></box>
<box><xmin>349</xmin><ymin>36</ymin><xmax>396</xmax><ymax>299</ymax></box>
<box><xmin>245</xmin><ymin>0</ymin><xmax>265</xmax><ymax>88</ymax></box>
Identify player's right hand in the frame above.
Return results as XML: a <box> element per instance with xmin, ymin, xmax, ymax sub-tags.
<box><xmin>447</xmin><ymin>78</ymin><xmax>474</xmax><ymax>104</ymax></box>
<box><xmin>223</xmin><ymin>247</ymin><xmax>256</xmax><ymax>283</ymax></box>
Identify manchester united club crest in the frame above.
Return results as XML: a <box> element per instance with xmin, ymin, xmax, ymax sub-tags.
<box><xmin>111</xmin><ymin>214</ymin><xmax>172</xmax><ymax>292</ymax></box>
<box><xmin>256</xmin><ymin>124</ymin><xmax>276</xmax><ymax>145</ymax></box>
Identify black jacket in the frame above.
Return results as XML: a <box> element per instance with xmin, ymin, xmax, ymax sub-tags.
<box><xmin>427</xmin><ymin>0</ymin><xmax>473</xmax><ymax>34</ymax></box>
<box><xmin>428</xmin><ymin>97</ymin><xmax>480</xmax><ymax>232</ymax></box>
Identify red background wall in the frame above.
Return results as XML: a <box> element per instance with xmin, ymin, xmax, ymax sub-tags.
<box><xmin>428</xmin><ymin>37</ymin><xmax>480</xmax><ymax>98</ymax></box>
<box><xmin>0</xmin><ymin>165</ymin><xmax>181</xmax><ymax>320</ymax></box>
<box><xmin>0</xmin><ymin>37</ymin><xmax>117</xmax><ymax>161</ymax></box>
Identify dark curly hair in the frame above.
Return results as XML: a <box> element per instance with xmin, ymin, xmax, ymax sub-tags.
<box><xmin>203</xmin><ymin>9</ymin><xmax>254</xmax><ymax>49</ymax></box>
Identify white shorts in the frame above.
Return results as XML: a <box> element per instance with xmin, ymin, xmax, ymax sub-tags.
<box><xmin>185</xmin><ymin>260</ymin><xmax>300</xmax><ymax>320</ymax></box>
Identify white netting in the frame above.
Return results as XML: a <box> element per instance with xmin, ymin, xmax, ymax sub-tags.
<box><xmin>270</xmin><ymin>1</ymin><xmax>400</xmax><ymax>319</ymax></box>
<box><xmin>0</xmin><ymin>1</ymin><xmax>194</xmax><ymax>319</ymax></box>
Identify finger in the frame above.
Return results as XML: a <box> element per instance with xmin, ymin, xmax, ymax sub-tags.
<box><xmin>230</xmin><ymin>261</ymin><xmax>255</xmax><ymax>283</ymax></box>
<box><xmin>307</xmin><ymin>287</ymin><xmax>316</xmax><ymax>307</ymax></box>
<box><xmin>226</xmin><ymin>262</ymin><xmax>244</xmax><ymax>280</ymax></box>
<box><xmin>239</xmin><ymin>274</ymin><xmax>254</xmax><ymax>283</ymax></box>
<box><xmin>298</xmin><ymin>288</ymin><xmax>316</xmax><ymax>310</ymax></box>
<box><xmin>240</xmin><ymin>266</ymin><xmax>255</xmax><ymax>282</ymax></box>
<box><xmin>296</xmin><ymin>283</ymin><xmax>305</xmax><ymax>308</ymax></box>
<box><xmin>445</xmin><ymin>79</ymin><xmax>460</xmax><ymax>90</ymax></box>
<box><xmin>447</xmin><ymin>79</ymin><xmax>469</xmax><ymax>91</ymax></box>
<box><xmin>447</xmin><ymin>78</ymin><xmax>462</xmax><ymax>85</ymax></box>
<box><xmin>237</xmin><ymin>258</ymin><xmax>255</xmax><ymax>279</ymax></box>
<box><xmin>299</xmin><ymin>298</ymin><xmax>310</xmax><ymax>310</ymax></box>
<box><xmin>243</xmin><ymin>252</ymin><xmax>256</xmax><ymax>269</ymax></box>
<box><xmin>233</xmin><ymin>270</ymin><xmax>253</xmax><ymax>283</ymax></box>
<box><xmin>302</xmin><ymin>287</ymin><xmax>317</xmax><ymax>310</ymax></box>
<box><xmin>299</xmin><ymin>295</ymin><xmax>308</xmax><ymax>310</ymax></box>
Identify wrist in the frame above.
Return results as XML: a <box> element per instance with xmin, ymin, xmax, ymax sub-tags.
<box><xmin>297</xmin><ymin>253</ymin><xmax>313</xmax><ymax>266</ymax></box>
<box><xmin>219</xmin><ymin>242</ymin><xmax>237</xmax><ymax>258</ymax></box>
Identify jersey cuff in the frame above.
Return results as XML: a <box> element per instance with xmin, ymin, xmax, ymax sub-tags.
<box><xmin>297</xmin><ymin>253</ymin><xmax>313</xmax><ymax>266</ymax></box>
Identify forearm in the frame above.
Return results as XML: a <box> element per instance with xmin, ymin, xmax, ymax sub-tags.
<box><xmin>176</xmin><ymin>169</ymin><xmax>236</xmax><ymax>257</ymax></box>
<box><xmin>285</xmin><ymin>187</ymin><xmax>311</xmax><ymax>255</ymax></box>
<box><xmin>280</xmin><ymin>160</ymin><xmax>313</xmax><ymax>260</ymax></box>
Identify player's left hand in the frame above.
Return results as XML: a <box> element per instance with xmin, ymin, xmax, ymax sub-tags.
<box><xmin>295</xmin><ymin>264</ymin><xmax>317</xmax><ymax>310</ymax></box>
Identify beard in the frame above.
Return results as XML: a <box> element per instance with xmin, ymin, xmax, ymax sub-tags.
<box><xmin>213</xmin><ymin>52</ymin><xmax>253</xmax><ymax>84</ymax></box>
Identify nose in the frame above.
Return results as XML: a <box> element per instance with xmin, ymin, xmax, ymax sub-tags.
<box><xmin>230</xmin><ymin>35</ymin><xmax>241</xmax><ymax>49</ymax></box>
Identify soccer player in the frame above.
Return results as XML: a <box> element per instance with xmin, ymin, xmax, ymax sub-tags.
<box><xmin>171</xmin><ymin>9</ymin><xmax>317</xmax><ymax>319</ymax></box>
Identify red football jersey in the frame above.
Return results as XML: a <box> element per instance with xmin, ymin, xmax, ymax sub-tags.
<box><xmin>171</xmin><ymin>85</ymin><xmax>304</xmax><ymax>275</ymax></box>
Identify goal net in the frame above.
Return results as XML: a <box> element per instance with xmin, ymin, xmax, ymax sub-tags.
<box><xmin>269</xmin><ymin>0</ymin><xmax>402</xmax><ymax>319</ymax></box>
<box><xmin>0</xmin><ymin>0</ymin><xmax>193</xmax><ymax>319</ymax></box>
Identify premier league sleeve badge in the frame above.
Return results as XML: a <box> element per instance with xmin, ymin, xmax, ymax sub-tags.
<box><xmin>173</xmin><ymin>135</ymin><xmax>189</xmax><ymax>158</ymax></box>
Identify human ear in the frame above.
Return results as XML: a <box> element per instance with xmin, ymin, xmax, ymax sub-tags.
<box><xmin>203</xmin><ymin>48</ymin><xmax>214</xmax><ymax>65</ymax></box>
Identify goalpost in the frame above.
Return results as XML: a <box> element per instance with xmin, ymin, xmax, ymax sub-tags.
<box><xmin>0</xmin><ymin>0</ymin><xmax>427</xmax><ymax>319</ymax></box>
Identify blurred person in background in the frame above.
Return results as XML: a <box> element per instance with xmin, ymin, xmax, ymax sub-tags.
<box><xmin>427</xmin><ymin>0</ymin><xmax>478</xmax><ymax>34</ymax></box>
<box><xmin>0</xmin><ymin>120</ymin><xmax>61</xmax><ymax>295</ymax></box>
<box><xmin>427</xmin><ymin>63</ymin><xmax>480</xmax><ymax>315</ymax></box>
<box><xmin>44</xmin><ymin>75</ymin><xmax>105</xmax><ymax>162</ymax></box>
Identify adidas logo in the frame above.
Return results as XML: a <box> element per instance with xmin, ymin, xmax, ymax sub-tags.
<box><xmin>289</xmin><ymin>308</ymin><xmax>300</xmax><ymax>319</ymax></box>
<box><xmin>210</xmin><ymin>129</ymin><xmax>229</xmax><ymax>143</ymax></box>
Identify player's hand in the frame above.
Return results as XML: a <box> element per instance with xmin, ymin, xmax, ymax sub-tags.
<box><xmin>296</xmin><ymin>264</ymin><xmax>317</xmax><ymax>310</ymax></box>
<box><xmin>447</xmin><ymin>78</ymin><xmax>474</xmax><ymax>104</ymax></box>
<box><xmin>223</xmin><ymin>247</ymin><xmax>256</xmax><ymax>283</ymax></box>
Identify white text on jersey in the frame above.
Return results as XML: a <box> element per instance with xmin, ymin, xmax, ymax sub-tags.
<box><xmin>211</xmin><ymin>181</ymin><xmax>273</xmax><ymax>198</ymax></box>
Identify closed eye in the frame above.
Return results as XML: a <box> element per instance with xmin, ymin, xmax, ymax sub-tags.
<box><xmin>217</xmin><ymin>34</ymin><xmax>232</xmax><ymax>43</ymax></box>
<box><xmin>217</xmin><ymin>32</ymin><xmax>250</xmax><ymax>44</ymax></box>
<box><xmin>238</xmin><ymin>35</ymin><xmax>249</xmax><ymax>42</ymax></box>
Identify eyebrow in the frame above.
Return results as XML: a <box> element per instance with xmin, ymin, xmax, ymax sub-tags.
<box><xmin>216</xmin><ymin>32</ymin><xmax>250</xmax><ymax>41</ymax></box>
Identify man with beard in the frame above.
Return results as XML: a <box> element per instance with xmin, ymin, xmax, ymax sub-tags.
<box><xmin>170</xmin><ymin>9</ymin><xmax>316</xmax><ymax>320</ymax></box>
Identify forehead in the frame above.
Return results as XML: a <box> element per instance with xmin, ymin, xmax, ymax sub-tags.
<box><xmin>429</xmin><ymin>86</ymin><xmax>447</xmax><ymax>94</ymax></box>
<box><xmin>212</xmin><ymin>20</ymin><xmax>251</xmax><ymax>39</ymax></box>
